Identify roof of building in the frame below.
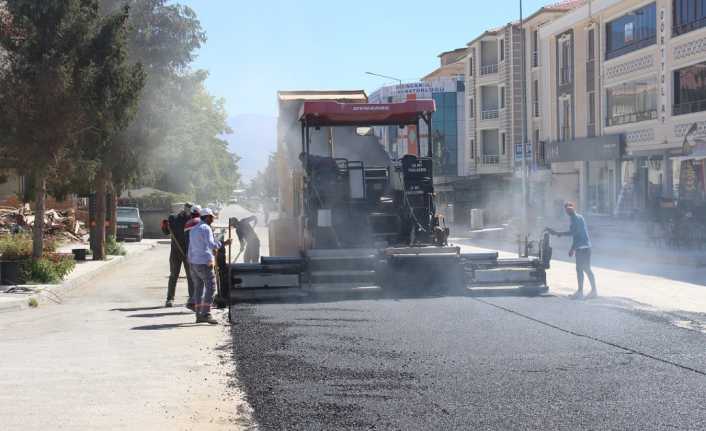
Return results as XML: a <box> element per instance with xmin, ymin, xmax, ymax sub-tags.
<box><xmin>466</xmin><ymin>0</ymin><xmax>585</xmax><ymax>46</ymax></box>
<box><xmin>421</xmin><ymin>62</ymin><xmax>465</xmax><ymax>82</ymax></box>
<box><xmin>277</xmin><ymin>90</ymin><xmax>368</xmax><ymax>102</ymax></box>
<box><xmin>299</xmin><ymin>100</ymin><xmax>435</xmax><ymax>127</ymax></box>
<box><xmin>437</xmin><ymin>47</ymin><xmax>467</xmax><ymax>59</ymax></box>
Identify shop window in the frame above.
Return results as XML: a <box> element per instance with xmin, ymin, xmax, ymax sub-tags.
<box><xmin>606</xmin><ymin>3</ymin><xmax>657</xmax><ymax>60</ymax></box>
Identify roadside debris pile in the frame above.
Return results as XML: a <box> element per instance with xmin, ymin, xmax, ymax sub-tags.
<box><xmin>0</xmin><ymin>206</ymin><xmax>86</xmax><ymax>242</ymax></box>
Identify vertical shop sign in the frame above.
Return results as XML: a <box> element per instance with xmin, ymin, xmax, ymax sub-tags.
<box><xmin>659</xmin><ymin>7</ymin><xmax>667</xmax><ymax>124</ymax></box>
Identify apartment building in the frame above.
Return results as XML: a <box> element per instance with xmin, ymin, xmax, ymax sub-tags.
<box><xmin>540</xmin><ymin>0</ymin><xmax>706</xmax><ymax>217</ymax></box>
<box><xmin>520</xmin><ymin>1</ymin><xmax>587</xmax><ymax>214</ymax></box>
<box><xmin>464</xmin><ymin>1</ymin><xmax>582</xmax><ymax>223</ymax></box>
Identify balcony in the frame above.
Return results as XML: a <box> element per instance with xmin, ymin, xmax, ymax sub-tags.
<box><xmin>481</xmin><ymin>154</ymin><xmax>499</xmax><ymax>164</ymax></box>
<box><xmin>673</xmin><ymin>99</ymin><xmax>706</xmax><ymax>116</ymax></box>
<box><xmin>480</xmin><ymin>63</ymin><xmax>498</xmax><ymax>76</ymax></box>
<box><xmin>674</xmin><ymin>16</ymin><xmax>706</xmax><ymax>36</ymax></box>
<box><xmin>481</xmin><ymin>109</ymin><xmax>499</xmax><ymax>120</ymax></box>
<box><xmin>606</xmin><ymin>109</ymin><xmax>658</xmax><ymax>127</ymax></box>
<box><xmin>476</xmin><ymin>155</ymin><xmax>512</xmax><ymax>174</ymax></box>
<box><xmin>606</xmin><ymin>35</ymin><xmax>656</xmax><ymax>60</ymax></box>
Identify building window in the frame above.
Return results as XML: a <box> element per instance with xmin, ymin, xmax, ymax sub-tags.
<box><xmin>673</xmin><ymin>60</ymin><xmax>706</xmax><ymax>115</ymax></box>
<box><xmin>500</xmin><ymin>39</ymin><xmax>505</xmax><ymax>62</ymax></box>
<box><xmin>587</xmin><ymin>28</ymin><xmax>595</xmax><ymax>60</ymax></box>
<box><xmin>500</xmin><ymin>86</ymin><xmax>506</xmax><ymax>109</ymax></box>
<box><xmin>673</xmin><ymin>0</ymin><xmax>706</xmax><ymax>36</ymax></box>
<box><xmin>559</xmin><ymin>36</ymin><xmax>572</xmax><ymax>85</ymax></box>
<box><xmin>431</xmin><ymin>92</ymin><xmax>459</xmax><ymax>176</ymax></box>
<box><xmin>606</xmin><ymin>3</ymin><xmax>657</xmax><ymax>60</ymax></box>
<box><xmin>532</xmin><ymin>80</ymin><xmax>539</xmax><ymax>117</ymax></box>
<box><xmin>559</xmin><ymin>97</ymin><xmax>572</xmax><ymax>141</ymax></box>
<box><xmin>606</xmin><ymin>78</ymin><xmax>658</xmax><ymax>126</ymax></box>
<box><xmin>469</xmin><ymin>99</ymin><xmax>475</xmax><ymax>118</ymax></box>
<box><xmin>470</xmin><ymin>139</ymin><xmax>475</xmax><ymax>159</ymax></box>
<box><xmin>532</xmin><ymin>30</ymin><xmax>539</xmax><ymax>67</ymax></box>
<box><xmin>587</xmin><ymin>92</ymin><xmax>596</xmax><ymax>137</ymax></box>
<box><xmin>469</xmin><ymin>56</ymin><xmax>474</xmax><ymax>76</ymax></box>
<box><xmin>501</xmin><ymin>132</ymin><xmax>506</xmax><ymax>154</ymax></box>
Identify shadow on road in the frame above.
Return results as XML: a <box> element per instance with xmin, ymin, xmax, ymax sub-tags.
<box><xmin>225</xmin><ymin>289</ymin><xmax>555</xmax><ymax>306</ymax></box>
<box><xmin>110</xmin><ymin>305</ymin><xmax>166</xmax><ymax>312</ymax></box>
<box><xmin>131</xmin><ymin>322</ymin><xmax>206</xmax><ymax>330</ymax></box>
<box><xmin>127</xmin><ymin>311</ymin><xmax>193</xmax><ymax>318</ymax></box>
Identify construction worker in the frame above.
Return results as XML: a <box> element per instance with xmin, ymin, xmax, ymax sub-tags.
<box><xmin>185</xmin><ymin>205</ymin><xmax>202</xmax><ymax>234</ymax></box>
<box><xmin>547</xmin><ymin>202</ymin><xmax>597</xmax><ymax>300</ymax></box>
<box><xmin>188</xmin><ymin>208</ymin><xmax>231</xmax><ymax>324</ymax></box>
<box><xmin>232</xmin><ymin>215</ymin><xmax>260</xmax><ymax>263</ymax></box>
<box><xmin>162</xmin><ymin>202</ymin><xmax>194</xmax><ymax>308</ymax></box>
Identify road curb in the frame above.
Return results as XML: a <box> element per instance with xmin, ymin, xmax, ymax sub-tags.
<box><xmin>0</xmin><ymin>242</ymin><xmax>158</xmax><ymax>313</ymax></box>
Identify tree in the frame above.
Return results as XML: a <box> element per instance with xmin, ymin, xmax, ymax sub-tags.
<box><xmin>151</xmin><ymin>75</ymin><xmax>240</xmax><ymax>204</ymax></box>
<box><xmin>78</xmin><ymin>5</ymin><xmax>145</xmax><ymax>259</ymax></box>
<box><xmin>249</xmin><ymin>152</ymin><xmax>279</xmax><ymax>201</ymax></box>
<box><xmin>99</xmin><ymin>0</ymin><xmax>207</xmax><ymax>227</ymax></box>
<box><xmin>0</xmin><ymin>0</ymin><xmax>106</xmax><ymax>258</ymax></box>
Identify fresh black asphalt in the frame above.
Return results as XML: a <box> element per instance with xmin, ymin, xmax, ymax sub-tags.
<box><xmin>229</xmin><ymin>294</ymin><xmax>706</xmax><ymax>430</ymax></box>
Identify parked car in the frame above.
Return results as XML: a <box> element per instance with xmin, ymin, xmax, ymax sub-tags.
<box><xmin>116</xmin><ymin>206</ymin><xmax>144</xmax><ymax>242</ymax></box>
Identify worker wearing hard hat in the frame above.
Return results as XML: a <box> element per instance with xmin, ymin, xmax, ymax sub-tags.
<box><xmin>162</xmin><ymin>202</ymin><xmax>194</xmax><ymax>308</ymax></box>
<box><xmin>231</xmin><ymin>215</ymin><xmax>260</xmax><ymax>263</ymax></box>
<box><xmin>188</xmin><ymin>208</ymin><xmax>231</xmax><ymax>324</ymax></box>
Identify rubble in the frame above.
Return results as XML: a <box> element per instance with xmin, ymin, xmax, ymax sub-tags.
<box><xmin>0</xmin><ymin>206</ymin><xmax>86</xmax><ymax>242</ymax></box>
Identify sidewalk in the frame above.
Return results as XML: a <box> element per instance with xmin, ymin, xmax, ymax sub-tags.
<box><xmin>453</xmin><ymin>235</ymin><xmax>706</xmax><ymax>317</ymax></box>
<box><xmin>452</xmin><ymin>218</ymin><xmax>706</xmax><ymax>267</ymax></box>
<box><xmin>0</xmin><ymin>240</ymin><xmax>158</xmax><ymax>313</ymax></box>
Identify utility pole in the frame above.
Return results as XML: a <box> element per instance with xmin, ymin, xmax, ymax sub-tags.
<box><xmin>519</xmin><ymin>0</ymin><xmax>529</xmax><ymax>254</ymax></box>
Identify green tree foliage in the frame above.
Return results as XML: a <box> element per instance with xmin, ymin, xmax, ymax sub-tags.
<box><xmin>249</xmin><ymin>152</ymin><xmax>279</xmax><ymax>200</ymax></box>
<box><xmin>0</xmin><ymin>0</ymin><xmax>137</xmax><ymax>258</ymax></box>
<box><xmin>100</xmin><ymin>1</ymin><xmax>238</xmax><ymax>204</ymax></box>
<box><xmin>152</xmin><ymin>75</ymin><xmax>240</xmax><ymax>204</ymax></box>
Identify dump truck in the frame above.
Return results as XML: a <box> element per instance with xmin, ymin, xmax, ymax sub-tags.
<box><xmin>215</xmin><ymin>91</ymin><xmax>552</xmax><ymax>307</ymax></box>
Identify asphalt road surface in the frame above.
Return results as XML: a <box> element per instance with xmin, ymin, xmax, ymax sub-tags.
<box><xmin>230</xmin><ymin>292</ymin><xmax>706</xmax><ymax>430</ymax></box>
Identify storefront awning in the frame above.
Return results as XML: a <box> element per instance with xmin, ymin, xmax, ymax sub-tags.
<box><xmin>670</xmin><ymin>143</ymin><xmax>706</xmax><ymax>162</ymax></box>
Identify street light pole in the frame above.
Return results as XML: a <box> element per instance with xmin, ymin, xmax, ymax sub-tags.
<box><xmin>519</xmin><ymin>0</ymin><xmax>529</xmax><ymax>255</ymax></box>
<box><xmin>365</xmin><ymin>71</ymin><xmax>403</xmax><ymax>86</ymax></box>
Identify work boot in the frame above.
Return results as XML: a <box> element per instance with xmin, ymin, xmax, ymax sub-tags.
<box><xmin>165</xmin><ymin>299</ymin><xmax>174</xmax><ymax>308</ymax></box>
<box><xmin>568</xmin><ymin>291</ymin><xmax>584</xmax><ymax>300</ymax></box>
<box><xmin>196</xmin><ymin>313</ymin><xmax>218</xmax><ymax>325</ymax></box>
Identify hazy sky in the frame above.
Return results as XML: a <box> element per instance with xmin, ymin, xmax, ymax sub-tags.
<box><xmin>179</xmin><ymin>0</ymin><xmax>549</xmax><ymax>117</ymax></box>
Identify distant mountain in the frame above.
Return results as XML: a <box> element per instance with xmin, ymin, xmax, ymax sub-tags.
<box><xmin>223</xmin><ymin>114</ymin><xmax>277</xmax><ymax>183</ymax></box>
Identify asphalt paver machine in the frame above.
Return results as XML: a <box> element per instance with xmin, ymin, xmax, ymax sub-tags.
<box><xmin>218</xmin><ymin>97</ymin><xmax>551</xmax><ymax>304</ymax></box>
